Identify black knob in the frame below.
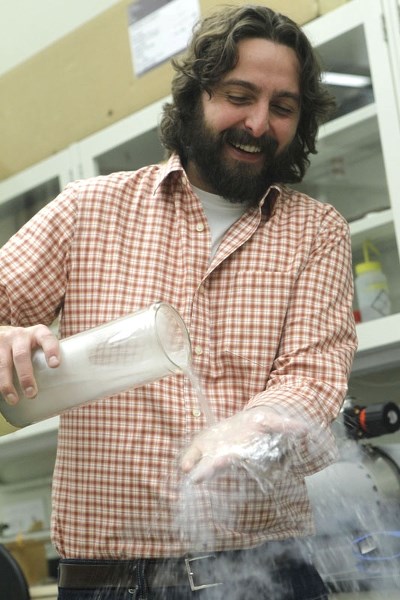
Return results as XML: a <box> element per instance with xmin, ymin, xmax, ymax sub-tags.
<box><xmin>361</xmin><ymin>402</ymin><xmax>400</xmax><ymax>436</ymax></box>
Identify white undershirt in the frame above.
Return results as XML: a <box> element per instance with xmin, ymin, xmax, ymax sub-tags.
<box><xmin>191</xmin><ymin>184</ymin><xmax>249</xmax><ymax>258</ymax></box>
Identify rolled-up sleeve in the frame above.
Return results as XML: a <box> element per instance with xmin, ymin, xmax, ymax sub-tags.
<box><xmin>247</xmin><ymin>203</ymin><xmax>358</xmax><ymax>476</ymax></box>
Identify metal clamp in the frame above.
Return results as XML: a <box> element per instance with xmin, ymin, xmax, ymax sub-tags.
<box><xmin>185</xmin><ymin>554</ymin><xmax>223</xmax><ymax>591</ymax></box>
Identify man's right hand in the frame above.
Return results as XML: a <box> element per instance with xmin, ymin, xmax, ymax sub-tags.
<box><xmin>0</xmin><ymin>325</ymin><xmax>60</xmax><ymax>405</ymax></box>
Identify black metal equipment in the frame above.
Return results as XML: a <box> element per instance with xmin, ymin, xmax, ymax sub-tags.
<box><xmin>0</xmin><ymin>544</ymin><xmax>30</xmax><ymax>600</ymax></box>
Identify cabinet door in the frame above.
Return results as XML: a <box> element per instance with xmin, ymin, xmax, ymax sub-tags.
<box><xmin>301</xmin><ymin>0</ymin><xmax>400</xmax><ymax>339</ymax></box>
<box><xmin>302</xmin><ymin>0</ymin><xmax>400</xmax><ymax>410</ymax></box>
<box><xmin>78</xmin><ymin>97</ymin><xmax>168</xmax><ymax>179</ymax></box>
<box><xmin>381</xmin><ymin>0</ymin><xmax>400</xmax><ymax>115</ymax></box>
<box><xmin>0</xmin><ymin>149</ymin><xmax>73</xmax><ymax>247</ymax></box>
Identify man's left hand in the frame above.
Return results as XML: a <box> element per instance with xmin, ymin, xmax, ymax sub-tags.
<box><xmin>180</xmin><ymin>406</ymin><xmax>306</xmax><ymax>488</ymax></box>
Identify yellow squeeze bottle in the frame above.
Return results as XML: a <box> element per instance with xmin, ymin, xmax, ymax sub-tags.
<box><xmin>355</xmin><ymin>240</ymin><xmax>391</xmax><ymax>322</ymax></box>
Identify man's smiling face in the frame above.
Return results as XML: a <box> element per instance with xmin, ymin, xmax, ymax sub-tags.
<box><xmin>186</xmin><ymin>37</ymin><xmax>301</xmax><ymax>204</ymax></box>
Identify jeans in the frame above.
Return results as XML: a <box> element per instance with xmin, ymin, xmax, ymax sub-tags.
<box><xmin>57</xmin><ymin>554</ymin><xmax>328</xmax><ymax>600</ymax></box>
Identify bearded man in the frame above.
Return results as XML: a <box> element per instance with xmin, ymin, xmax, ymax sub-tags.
<box><xmin>0</xmin><ymin>5</ymin><xmax>356</xmax><ymax>599</ymax></box>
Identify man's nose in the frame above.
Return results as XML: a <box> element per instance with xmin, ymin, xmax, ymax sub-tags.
<box><xmin>243</xmin><ymin>103</ymin><xmax>270</xmax><ymax>138</ymax></box>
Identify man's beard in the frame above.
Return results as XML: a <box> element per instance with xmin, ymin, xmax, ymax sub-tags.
<box><xmin>186</xmin><ymin>106</ymin><xmax>296</xmax><ymax>206</ymax></box>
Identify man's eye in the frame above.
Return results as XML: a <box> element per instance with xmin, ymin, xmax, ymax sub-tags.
<box><xmin>273</xmin><ymin>104</ymin><xmax>296</xmax><ymax>115</ymax></box>
<box><xmin>226</xmin><ymin>94</ymin><xmax>250</xmax><ymax>105</ymax></box>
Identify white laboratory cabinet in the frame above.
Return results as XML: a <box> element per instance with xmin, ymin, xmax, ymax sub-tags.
<box><xmin>0</xmin><ymin>0</ymin><xmax>399</xmax><ymax>595</ymax></box>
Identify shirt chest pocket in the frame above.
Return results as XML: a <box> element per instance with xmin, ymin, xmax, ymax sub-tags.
<box><xmin>209</xmin><ymin>271</ymin><xmax>295</xmax><ymax>386</ymax></box>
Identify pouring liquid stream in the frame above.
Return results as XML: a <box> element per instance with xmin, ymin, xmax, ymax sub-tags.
<box><xmin>184</xmin><ymin>367</ymin><xmax>216</xmax><ymax>426</ymax></box>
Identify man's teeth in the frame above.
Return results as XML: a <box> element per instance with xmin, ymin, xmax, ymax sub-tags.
<box><xmin>233</xmin><ymin>143</ymin><xmax>261</xmax><ymax>153</ymax></box>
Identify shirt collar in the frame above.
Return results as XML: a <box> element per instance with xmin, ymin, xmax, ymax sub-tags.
<box><xmin>153</xmin><ymin>154</ymin><xmax>186</xmax><ymax>195</ymax></box>
<box><xmin>154</xmin><ymin>153</ymin><xmax>283</xmax><ymax>215</ymax></box>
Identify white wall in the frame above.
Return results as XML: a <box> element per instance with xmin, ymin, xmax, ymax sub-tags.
<box><xmin>0</xmin><ymin>0</ymin><xmax>121</xmax><ymax>76</ymax></box>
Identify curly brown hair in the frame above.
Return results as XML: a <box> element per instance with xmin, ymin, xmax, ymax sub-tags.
<box><xmin>159</xmin><ymin>4</ymin><xmax>335</xmax><ymax>183</ymax></box>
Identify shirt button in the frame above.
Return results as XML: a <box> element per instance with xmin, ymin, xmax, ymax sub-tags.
<box><xmin>194</xmin><ymin>345</ymin><xmax>203</xmax><ymax>356</ymax></box>
<box><xmin>196</xmin><ymin>223</ymin><xmax>205</xmax><ymax>232</ymax></box>
<box><xmin>192</xmin><ymin>408</ymin><xmax>201</xmax><ymax>418</ymax></box>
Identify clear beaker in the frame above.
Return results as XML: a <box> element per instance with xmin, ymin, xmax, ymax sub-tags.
<box><xmin>0</xmin><ymin>302</ymin><xmax>191</xmax><ymax>428</ymax></box>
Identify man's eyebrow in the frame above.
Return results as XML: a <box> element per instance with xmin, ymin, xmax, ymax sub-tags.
<box><xmin>219</xmin><ymin>78</ymin><xmax>261</xmax><ymax>93</ymax></box>
<box><xmin>219</xmin><ymin>78</ymin><xmax>300</xmax><ymax>104</ymax></box>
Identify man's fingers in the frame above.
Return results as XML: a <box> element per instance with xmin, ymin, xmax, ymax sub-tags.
<box><xmin>34</xmin><ymin>326</ymin><xmax>60</xmax><ymax>368</ymax></box>
<box><xmin>12</xmin><ymin>347</ymin><xmax>38</xmax><ymax>399</ymax></box>
<box><xmin>12</xmin><ymin>326</ymin><xmax>54</xmax><ymax>398</ymax></box>
<box><xmin>0</xmin><ymin>327</ymin><xmax>33</xmax><ymax>402</ymax></box>
<box><xmin>180</xmin><ymin>445</ymin><xmax>203</xmax><ymax>473</ymax></box>
<box><xmin>188</xmin><ymin>454</ymin><xmax>232</xmax><ymax>484</ymax></box>
<box><xmin>0</xmin><ymin>346</ymin><xmax>19</xmax><ymax>404</ymax></box>
<box><xmin>181</xmin><ymin>435</ymin><xmax>234</xmax><ymax>483</ymax></box>
<box><xmin>179</xmin><ymin>408</ymin><xmax>310</xmax><ymax>486</ymax></box>
<box><xmin>0</xmin><ymin>324</ymin><xmax>60</xmax><ymax>404</ymax></box>
<box><xmin>188</xmin><ymin>456</ymin><xmax>216</xmax><ymax>483</ymax></box>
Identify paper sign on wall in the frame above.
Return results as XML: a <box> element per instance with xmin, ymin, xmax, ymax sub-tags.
<box><xmin>127</xmin><ymin>0</ymin><xmax>200</xmax><ymax>77</ymax></box>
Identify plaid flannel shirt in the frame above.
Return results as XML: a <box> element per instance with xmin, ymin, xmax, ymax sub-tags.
<box><xmin>0</xmin><ymin>154</ymin><xmax>357</xmax><ymax>558</ymax></box>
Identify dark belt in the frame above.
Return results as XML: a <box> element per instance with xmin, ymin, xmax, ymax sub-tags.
<box><xmin>58</xmin><ymin>542</ymin><xmax>295</xmax><ymax>592</ymax></box>
<box><xmin>58</xmin><ymin>554</ymin><xmax>228</xmax><ymax>591</ymax></box>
